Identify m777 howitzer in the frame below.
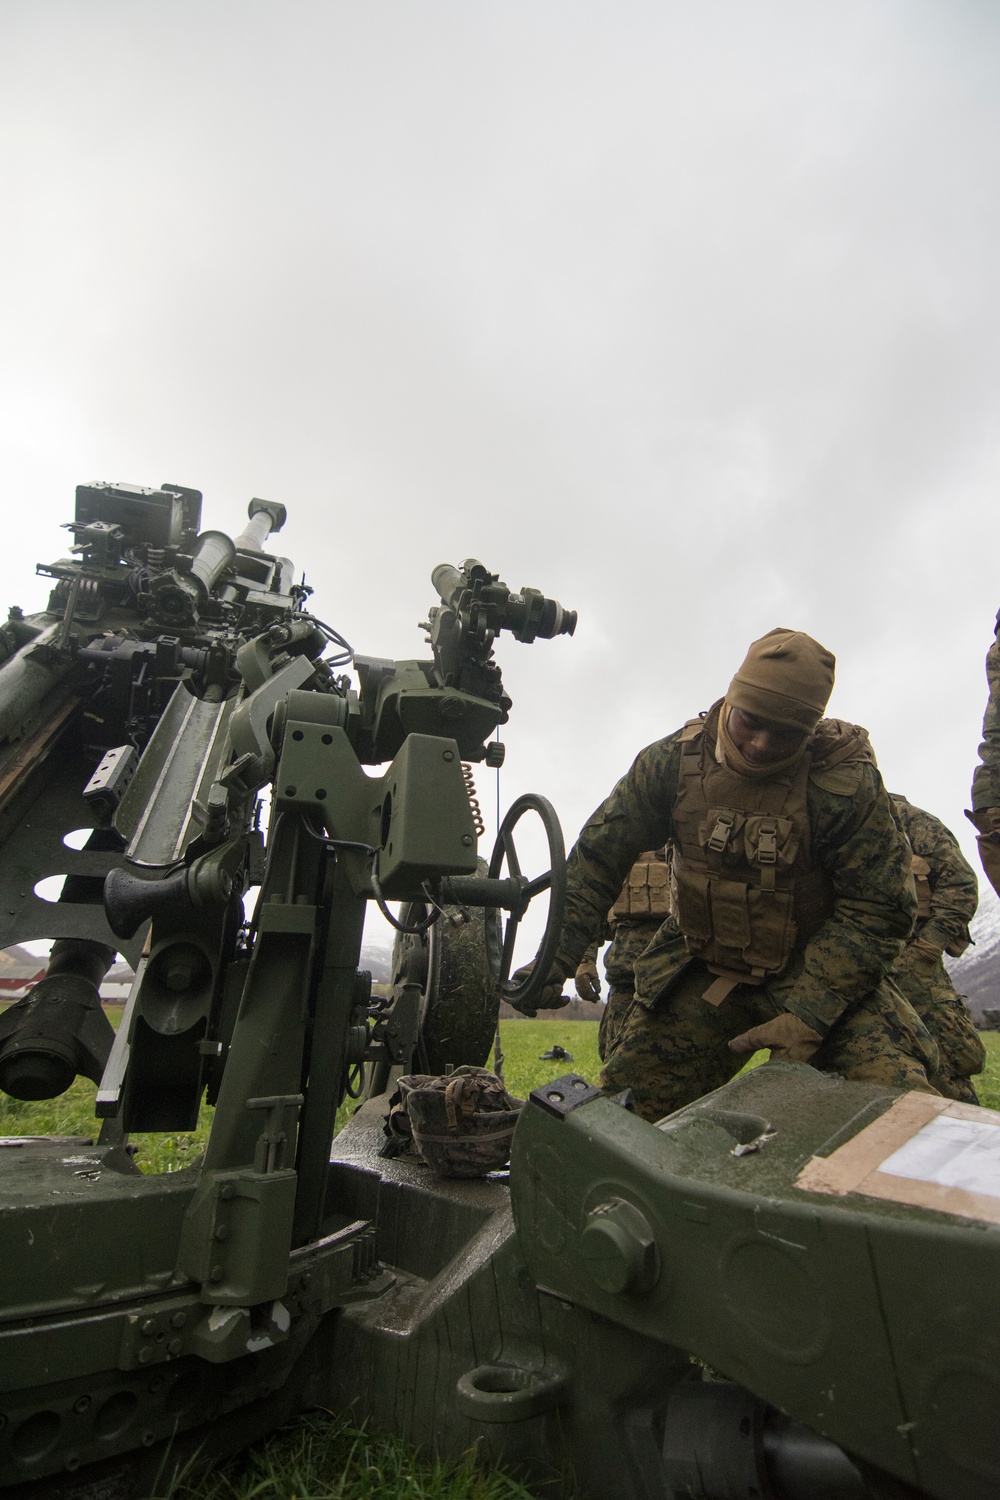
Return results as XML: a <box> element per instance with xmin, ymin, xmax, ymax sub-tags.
<box><xmin>0</xmin><ymin>484</ymin><xmax>997</xmax><ymax>1500</ymax></box>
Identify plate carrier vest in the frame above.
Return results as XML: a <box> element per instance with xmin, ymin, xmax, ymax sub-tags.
<box><xmin>670</xmin><ymin>704</ymin><xmax>874</xmax><ymax>984</ymax></box>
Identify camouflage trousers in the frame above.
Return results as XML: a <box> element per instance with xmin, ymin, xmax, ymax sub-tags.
<box><xmin>598</xmin><ymin>986</ymin><xmax>637</xmax><ymax>1063</ymax></box>
<box><xmin>599</xmin><ymin>964</ymin><xmax>940</xmax><ymax>1124</ymax></box>
<box><xmin>891</xmin><ymin>947</ymin><xmax>985</xmax><ymax>1105</ymax></box>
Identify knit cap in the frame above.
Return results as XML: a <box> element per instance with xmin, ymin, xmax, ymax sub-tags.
<box><xmin>726</xmin><ymin>628</ymin><xmax>835</xmax><ymax>733</ymax></box>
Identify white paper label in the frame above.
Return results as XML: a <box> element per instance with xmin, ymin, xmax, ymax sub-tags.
<box><xmin>878</xmin><ymin>1114</ymin><xmax>1000</xmax><ymax>1198</ymax></box>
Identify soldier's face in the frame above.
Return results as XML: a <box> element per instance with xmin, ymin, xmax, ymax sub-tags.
<box><xmin>728</xmin><ymin>707</ymin><xmax>807</xmax><ymax>767</ymax></box>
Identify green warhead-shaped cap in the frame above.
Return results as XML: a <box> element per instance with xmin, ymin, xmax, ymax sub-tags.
<box><xmin>726</xmin><ymin>628</ymin><xmax>835</xmax><ymax>733</ymax></box>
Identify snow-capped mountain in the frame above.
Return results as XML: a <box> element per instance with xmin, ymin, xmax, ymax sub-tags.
<box><xmin>946</xmin><ymin>891</ymin><xmax>1000</xmax><ymax>1019</ymax></box>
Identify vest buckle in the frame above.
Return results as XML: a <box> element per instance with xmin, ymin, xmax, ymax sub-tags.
<box><xmin>707</xmin><ymin>812</ymin><xmax>736</xmax><ymax>853</ymax></box>
<box><xmin>757</xmin><ymin>821</ymin><xmax>778</xmax><ymax>865</ymax></box>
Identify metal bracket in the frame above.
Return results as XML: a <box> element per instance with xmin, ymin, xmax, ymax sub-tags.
<box><xmin>529</xmin><ymin>1073</ymin><xmax>603</xmax><ymax>1119</ymax></box>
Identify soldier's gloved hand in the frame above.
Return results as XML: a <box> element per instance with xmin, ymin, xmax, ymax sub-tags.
<box><xmin>967</xmin><ymin>807</ymin><xmax>1000</xmax><ymax>899</ymax></box>
<box><xmin>574</xmin><ymin>961</ymin><xmax>602</xmax><ymax>1003</ymax></box>
<box><xmin>909</xmin><ymin>936</ymin><xmax>944</xmax><ymax>964</ymax></box>
<box><xmin>509</xmin><ymin>960</ymin><xmax>568</xmax><ymax>1017</ymax></box>
<box><xmin>728</xmin><ymin>1012</ymin><xmax>823</xmax><ymax>1065</ymax></box>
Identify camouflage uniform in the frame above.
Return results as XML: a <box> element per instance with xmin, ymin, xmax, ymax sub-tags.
<box><xmin>890</xmin><ymin>794</ymin><xmax>984</xmax><ymax>1104</ymax></box>
<box><xmin>578</xmin><ymin>852</ymin><xmax>669</xmax><ymax>1062</ymax></box>
<box><xmin>554</xmin><ymin>705</ymin><xmax>937</xmax><ymax>1123</ymax></box>
<box><xmin>969</xmin><ymin>614</ymin><xmax>1000</xmax><ymax>897</ymax></box>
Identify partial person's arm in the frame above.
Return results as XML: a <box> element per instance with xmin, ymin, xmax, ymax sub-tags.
<box><xmin>902</xmin><ymin>804</ymin><xmax>978</xmax><ymax>958</ymax></box>
<box><xmin>765</xmin><ymin>765</ymin><xmax>916</xmax><ymax>1034</ymax></box>
<box><xmin>968</xmin><ymin>614</ymin><xmax>1000</xmax><ymax>896</ymax></box>
<box><xmin>554</xmin><ymin>737</ymin><xmax>679</xmax><ymax>979</ymax></box>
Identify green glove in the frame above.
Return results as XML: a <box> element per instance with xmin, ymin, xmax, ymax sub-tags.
<box><xmin>574</xmin><ymin>961</ymin><xmax>602</xmax><ymax>1002</ymax></box>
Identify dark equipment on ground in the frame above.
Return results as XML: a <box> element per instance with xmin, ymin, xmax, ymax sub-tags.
<box><xmin>0</xmin><ymin>483</ymin><xmax>995</xmax><ymax>1500</ymax></box>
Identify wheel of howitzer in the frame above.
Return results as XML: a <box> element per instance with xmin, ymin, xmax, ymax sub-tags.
<box><xmin>391</xmin><ymin>859</ymin><xmax>503</xmax><ymax>1076</ymax></box>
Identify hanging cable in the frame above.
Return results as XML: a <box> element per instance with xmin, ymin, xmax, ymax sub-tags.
<box><xmin>296</xmin><ymin>818</ymin><xmax>440</xmax><ymax>934</ymax></box>
<box><xmin>292</xmin><ymin>610</ymin><xmax>354</xmax><ymax>667</ymax></box>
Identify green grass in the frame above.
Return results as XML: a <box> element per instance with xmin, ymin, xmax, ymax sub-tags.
<box><xmin>0</xmin><ymin>1019</ymin><xmax>606</xmax><ymax>1169</ymax></box>
<box><xmin>5</xmin><ymin>1021</ymin><xmax>1000</xmax><ymax>1498</ymax></box>
<box><xmin>976</xmin><ymin>1031</ymin><xmax>1000</xmax><ymax>1109</ymax></box>
<box><xmin>168</xmin><ymin>1411</ymin><xmax>535</xmax><ymax>1500</ymax></box>
<box><xmin>495</xmin><ymin>1019</ymin><xmax>602</xmax><ymax>1099</ymax></box>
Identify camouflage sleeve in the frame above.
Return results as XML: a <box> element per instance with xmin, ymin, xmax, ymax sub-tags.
<box><xmin>897</xmin><ymin>802</ymin><xmax>978</xmax><ymax>956</ymax></box>
<box><xmin>555</xmin><ymin>735</ymin><xmax>680</xmax><ymax>975</ymax></box>
<box><xmin>578</xmin><ymin>936</ymin><xmax>604</xmax><ymax>968</ymax></box>
<box><xmin>971</xmin><ymin>613</ymin><xmax>1000</xmax><ymax>811</ymax></box>
<box><xmin>765</xmin><ymin>764</ymin><xmax>916</xmax><ymax>1034</ymax></box>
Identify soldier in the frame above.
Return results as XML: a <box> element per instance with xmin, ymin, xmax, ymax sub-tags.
<box><xmin>574</xmin><ymin>850</ymin><xmax>670</xmax><ymax>1062</ymax></box>
<box><xmin>969</xmin><ymin>613</ymin><xmax>1000</xmax><ymax>897</ymax></box>
<box><xmin>890</xmin><ymin>793</ymin><xmax>984</xmax><ymax>1104</ymax></box>
<box><xmin>517</xmin><ymin>627</ymin><xmax>938</xmax><ymax>1123</ymax></box>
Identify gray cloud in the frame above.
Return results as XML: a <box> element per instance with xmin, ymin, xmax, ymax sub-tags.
<box><xmin>1</xmin><ymin>0</ymin><xmax>998</xmax><ymax>945</ymax></box>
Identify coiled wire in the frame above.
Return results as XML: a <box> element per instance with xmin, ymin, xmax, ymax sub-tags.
<box><xmin>462</xmin><ymin>763</ymin><xmax>485</xmax><ymax>838</ymax></box>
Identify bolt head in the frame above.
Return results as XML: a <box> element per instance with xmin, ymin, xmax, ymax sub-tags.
<box><xmin>580</xmin><ymin>1199</ymin><xmax>660</xmax><ymax>1296</ymax></box>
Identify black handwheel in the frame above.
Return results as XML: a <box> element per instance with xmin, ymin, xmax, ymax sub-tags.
<box><xmin>486</xmin><ymin>792</ymin><xmax>566</xmax><ymax>1012</ymax></box>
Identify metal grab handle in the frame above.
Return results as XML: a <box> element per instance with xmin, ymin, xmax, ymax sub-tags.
<box><xmin>436</xmin><ymin>874</ymin><xmax>529</xmax><ymax>912</ymax></box>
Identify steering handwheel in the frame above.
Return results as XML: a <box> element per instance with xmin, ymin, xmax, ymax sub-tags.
<box><xmin>486</xmin><ymin>793</ymin><xmax>566</xmax><ymax>1012</ymax></box>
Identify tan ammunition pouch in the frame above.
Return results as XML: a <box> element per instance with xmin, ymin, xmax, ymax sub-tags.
<box><xmin>669</xmin><ymin>706</ymin><xmax>872</xmax><ymax>984</ymax></box>
<box><xmin>609</xmin><ymin>849</ymin><xmax>670</xmax><ymax>923</ymax></box>
<box><xmin>909</xmin><ymin>853</ymin><xmax>932</xmax><ymax>920</ymax></box>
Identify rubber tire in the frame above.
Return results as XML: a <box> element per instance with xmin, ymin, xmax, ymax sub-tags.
<box><xmin>391</xmin><ymin>864</ymin><xmax>503</xmax><ymax>1075</ymax></box>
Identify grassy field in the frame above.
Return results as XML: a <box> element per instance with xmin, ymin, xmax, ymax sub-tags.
<box><xmin>0</xmin><ymin>1017</ymin><xmax>609</xmax><ymax>1169</ymax></box>
<box><xmin>4</xmin><ymin>1022</ymin><xmax>1000</xmax><ymax>1497</ymax></box>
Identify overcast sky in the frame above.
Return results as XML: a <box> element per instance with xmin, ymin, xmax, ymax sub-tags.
<box><xmin>2</xmin><ymin>0</ymin><xmax>999</xmax><ymax>955</ymax></box>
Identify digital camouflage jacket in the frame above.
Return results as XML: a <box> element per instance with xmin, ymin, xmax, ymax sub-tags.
<box><xmin>556</xmin><ymin>711</ymin><xmax>916</xmax><ymax>1036</ymax></box>
<box><xmin>890</xmin><ymin>794</ymin><xmax>977</xmax><ymax>958</ymax></box>
<box><xmin>972</xmin><ymin>613</ymin><xmax>1000</xmax><ymax>812</ymax></box>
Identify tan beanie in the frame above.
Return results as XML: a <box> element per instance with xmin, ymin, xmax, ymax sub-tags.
<box><xmin>726</xmin><ymin>628</ymin><xmax>835</xmax><ymax>733</ymax></box>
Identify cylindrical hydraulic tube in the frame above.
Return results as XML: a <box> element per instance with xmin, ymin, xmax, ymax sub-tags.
<box><xmin>234</xmin><ymin>498</ymin><xmax>287</xmax><ymax>553</ymax></box>
<box><xmin>763</xmin><ymin>1418</ymin><xmax>867</xmax><ymax>1500</ymax></box>
<box><xmin>188</xmin><ymin>531</ymin><xmax>237</xmax><ymax>597</ymax></box>
<box><xmin>0</xmin><ymin>937</ymin><xmax>116</xmax><ymax>1100</ymax></box>
<box><xmin>662</xmin><ymin>1384</ymin><xmax>868</xmax><ymax>1500</ymax></box>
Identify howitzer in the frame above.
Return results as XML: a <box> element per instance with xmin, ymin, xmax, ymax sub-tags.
<box><xmin>0</xmin><ymin>484</ymin><xmax>997</xmax><ymax>1500</ymax></box>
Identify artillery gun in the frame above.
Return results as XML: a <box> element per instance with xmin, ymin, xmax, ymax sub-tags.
<box><xmin>0</xmin><ymin>484</ymin><xmax>997</xmax><ymax>1500</ymax></box>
